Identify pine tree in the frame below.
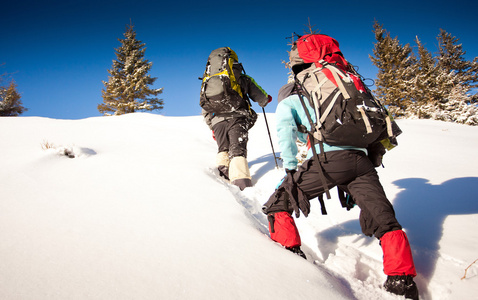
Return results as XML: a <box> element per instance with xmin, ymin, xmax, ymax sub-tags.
<box><xmin>370</xmin><ymin>24</ymin><xmax>476</xmax><ymax>124</ymax></box>
<box><xmin>410</xmin><ymin>36</ymin><xmax>454</xmax><ymax>107</ymax></box>
<box><xmin>418</xmin><ymin>29</ymin><xmax>478</xmax><ymax>125</ymax></box>
<box><xmin>409</xmin><ymin>85</ymin><xmax>477</xmax><ymax>125</ymax></box>
<box><xmin>98</xmin><ymin>23</ymin><xmax>163</xmax><ymax>116</ymax></box>
<box><xmin>436</xmin><ymin>29</ymin><xmax>478</xmax><ymax>104</ymax></box>
<box><xmin>0</xmin><ymin>81</ymin><xmax>27</xmax><ymax>116</ymax></box>
<box><xmin>370</xmin><ymin>21</ymin><xmax>415</xmax><ymax>117</ymax></box>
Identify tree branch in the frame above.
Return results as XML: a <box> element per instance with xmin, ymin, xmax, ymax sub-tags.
<box><xmin>461</xmin><ymin>258</ymin><xmax>478</xmax><ymax>280</ymax></box>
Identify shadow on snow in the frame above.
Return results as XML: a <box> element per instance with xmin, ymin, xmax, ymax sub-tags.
<box><xmin>312</xmin><ymin>176</ymin><xmax>478</xmax><ymax>298</ymax></box>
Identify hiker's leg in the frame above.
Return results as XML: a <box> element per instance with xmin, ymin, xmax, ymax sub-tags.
<box><xmin>345</xmin><ymin>151</ymin><xmax>402</xmax><ymax>238</ymax></box>
<box><xmin>262</xmin><ymin>155</ymin><xmax>342</xmax><ymax>249</ymax></box>
<box><xmin>356</xmin><ymin>200</ymin><xmax>416</xmax><ymax>277</ymax></box>
<box><xmin>381</xmin><ymin>230</ymin><xmax>417</xmax><ymax>276</ymax></box>
<box><xmin>263</xmin><ymin>151</ymin><xmax>369</xmax><ymax>253</ymax></box>
<box><xmin>216</xmin><ymin>152</ymin><xmax>230</xmax><ymax>180</ymax></box>
<box><xmin>212</xmin><ymin>120</ymin><xmax>230</xmax><ymax>153</ymax></box>
<box><xmin>381</xmin><ymin>230</ymin><xmax>418</xmax><ymax>299</ymax></box>
<box><xmin>228</xmin><ymin>117</ymin><xmax>248</xmax><ymax>158</ymax></box>
<box><xmin>269</xmin><ymin>211</ymin><xmax>301</xmax><ymax>248</ymax></box>
<box><xmin>229</xmin><ymin>156</ymin><xmax>252</xmax><ymax>190</ymax></box>
<box><xmin>263</xmin><ymin>190</ymin><xmax>301</xmax><ymax>248</ymax></box>
<box><xmin>212</xmin><ymin>120</ymin><xmax>231</xmax><ymax>179</ymax></box>
<box><xmin>228</xmin><ymin>118</ymin><xmax>251</xmax><ymax>189</ymax></box>
<box><xmin>345</xmin><ymin>151</ymin><xmax>417</xmax><ymax>279</ymax></box>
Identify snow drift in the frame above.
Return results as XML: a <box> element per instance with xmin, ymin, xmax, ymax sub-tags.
<box><xmin>1</xmin><ymin>113</ymin><xmax>477</xmax><ymax>300</ymax></box>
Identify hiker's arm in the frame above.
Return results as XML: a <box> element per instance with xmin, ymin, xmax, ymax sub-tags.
<box><xmin>276</xmin><ymin>99</ymin><xmax>299</xmax><ymax>170</ymax></box>
<box><xmin>242</xmin><ymin>75</ymin><xmax>269</xmax><ymax>107</ymax></box>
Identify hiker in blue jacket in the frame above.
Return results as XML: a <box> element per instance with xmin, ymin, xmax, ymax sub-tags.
<box><xmin>262</xmin><ymin>81</ymin><xmax>419</xmax><ymax>300</ymax></box>
<box><xmin>263</xmin><ymin>33</ymin><xmax>419</xmax><ymax>299</ymax></box>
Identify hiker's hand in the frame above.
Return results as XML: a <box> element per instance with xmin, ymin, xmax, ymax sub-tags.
<box><xmin>275</xmin><ymin>169</ymin><xmax>295</xmax><ymax>189</ymax></box>
<box><xmin>260</xmin><ymin>95</ymin><xmax>272</xmax><ymax>108</ymax></box>
<box><xmin>275</xmin><ymin>171</ymin><xmax>289</xmax><ymax>189</ymax></box>
<box><xmin>212</xmin><ymin>131</ymin><xmax>216</xmax><ymax>141</ymax></box>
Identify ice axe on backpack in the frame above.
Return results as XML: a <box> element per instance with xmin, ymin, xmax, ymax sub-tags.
<box><xmin>262</xmin><ymin>107</ymin><xmax>280</xmax><ymax>169</ymax></box>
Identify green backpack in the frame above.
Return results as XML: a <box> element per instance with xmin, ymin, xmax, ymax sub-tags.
<box><xmin>199</xmin><ymin>47</ymin><xmax>250</xmax><ymax>114</ymax></box>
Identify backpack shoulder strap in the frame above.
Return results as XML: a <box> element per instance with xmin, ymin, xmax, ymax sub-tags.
<box><xmin>294</xmin><ymin>77</ymin><xmax>331</xmax><ymax>200</ymax></box>
<box><xmin>321</xmin><ymin>62</ymin><xmax>351</xmax><ymax>99</ymax></box>
<box><xmin>297</xmin><ymin>63</ymin><xmax>343</xmax><ymax>138</ymax></box>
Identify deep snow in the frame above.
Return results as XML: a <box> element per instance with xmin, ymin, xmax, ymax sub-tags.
<box><xmin>1</xmin><ymin>113</ymin><xmax>477</xmax><ymax>300</ymax></box>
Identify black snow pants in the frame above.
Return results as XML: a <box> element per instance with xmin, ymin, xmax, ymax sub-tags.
<box><xmin>212</xmin><ymin>117</ymin><xmax>249</xmax><ymax>158</ymax></box>
<box><xmin>264</xmin><ymin>150</ymin><xmax>402</xmax><ymax>239</ymax></box>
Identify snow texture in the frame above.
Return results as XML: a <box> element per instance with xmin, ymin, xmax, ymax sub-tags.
<box><xmin>0</xmin><ymin>113</ymin><xmax>477</xmax><ymax>300</ymax></box>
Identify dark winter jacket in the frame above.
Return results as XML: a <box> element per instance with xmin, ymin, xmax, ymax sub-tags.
<box><xmin>202</xmin><ymin>73</ymin><xmax>269</xmax><ymax>130</ymax></box>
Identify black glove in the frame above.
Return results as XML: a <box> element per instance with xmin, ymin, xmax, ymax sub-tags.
<box><xmin>284</xmin><ymin>168</ymin><xmax>310</xmax><ymax>218</ymax></box>
<box><xmin>265</xmin><ymin>168</ymin><xmax>310</xmax><ymax>218</ymax></box>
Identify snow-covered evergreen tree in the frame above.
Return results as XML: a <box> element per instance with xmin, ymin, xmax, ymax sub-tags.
<box><xmin>98</xmin><ymin>24</ymin><xmax>163</xmax><ymax>116</ymax></box>
<box><xmin>404</xmin><ymin>30</ymin><xmax>478</xmax><ymax>125</ymax></box>
<box><xmin>436</xmin><ymin>29</ymin><xmax>478</xmax><ymax>104</ymax></box>
<box><xmin>405</xmin><ymin>85</ymin><xmax>477</xmax><ymax>125</ymax></box>
<box><xmin>370</xmin><ymin>24</ymin><xmax>477</xmax><ymax>125</ymax></box>
<box><xmin>409</xmin><ymin>37</ymin><xmax>455</xmax><ymax>107</ymax></box>
<box><xmin>370</xmin><ymin>21</ymin><xmax>415</xmax><ymax>117</ymax></box>
<box><xmin>0</xmin><ymin>81</ymin><xmax>27</xmax><ymax>116</ymax></box>
<box><xmin>440</xmin><ymin>85</ymin><xmax>478</xmax><ymax>125</ymax></box>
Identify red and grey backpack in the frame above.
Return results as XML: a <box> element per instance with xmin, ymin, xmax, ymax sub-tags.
<box><xmin>290</xmin><ymin>34</ymin><xmax>401</xmax><ymax>161</ymax></box>
<box><xmin>289</xmin><ymin>34</ymin><xmax>402</xmax><ymax>201</ymax></box>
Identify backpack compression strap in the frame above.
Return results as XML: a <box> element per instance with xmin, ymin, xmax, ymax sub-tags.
<box><xmin>295</xmin><ymin>77</ymin><xmax>331</xmax><ymax>200</ymax></box>
<box><xmin>319</xmin><ymin>61</ymin><xmax>376</xmax><ymax>135</ymax></box>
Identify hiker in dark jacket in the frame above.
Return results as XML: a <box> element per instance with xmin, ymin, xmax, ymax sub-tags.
<box><xmin>202</xmin><ymin>49</ymin><xmax>271</xmax><ymax>190</ymax></box>
<box><xmin>262</xmin><ymin>36</ymin><xmax>419</xmax><ymax>299</ymax></box>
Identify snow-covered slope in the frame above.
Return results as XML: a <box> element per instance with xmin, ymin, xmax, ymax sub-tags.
<box><xmin>1</xmin><ymin>113</ymin><xmax>477</xmax><ymax>299</ymax></box>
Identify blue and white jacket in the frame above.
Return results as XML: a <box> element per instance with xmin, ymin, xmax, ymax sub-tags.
<box><xmin>276</xmin><ymin>87</ymin><xmax>367</xmax><ymax>170</ymax></box>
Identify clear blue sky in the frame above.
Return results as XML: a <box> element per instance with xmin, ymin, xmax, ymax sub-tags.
<box><xmin>2</xmin><ymin>0</ymin><xmax>477</xmax><ymax>119</ymax></box>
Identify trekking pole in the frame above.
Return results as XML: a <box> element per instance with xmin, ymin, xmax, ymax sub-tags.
<box><xmin>262</xmin><ymin>107</ymin><xmax>279</xmax><ymax>169</ymax></box>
